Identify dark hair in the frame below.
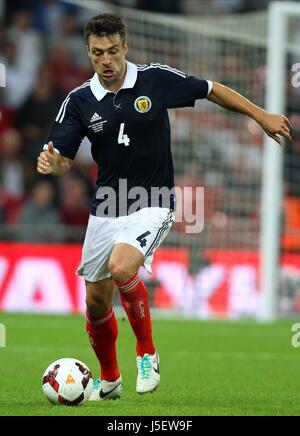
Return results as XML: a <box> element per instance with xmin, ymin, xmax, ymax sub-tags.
<box><xmin>85</xmin><ymin>13</ymin><xmax>126</xmax><ymax>45</ymax></box>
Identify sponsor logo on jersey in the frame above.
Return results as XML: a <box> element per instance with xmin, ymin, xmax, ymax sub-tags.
<box><xmin>134</xmin><ymin>96</ymin><xmax>152</xmax><ymax>113</ymax></box>
<box><xmin>88</xmin><ymin>115</ymin><xmax>108</xmax><ymax>133</ymax></box>
<box><xmin>90</xmin><ymin>113</ymin><xmax>102</xmax><ymax>123</ymax></box>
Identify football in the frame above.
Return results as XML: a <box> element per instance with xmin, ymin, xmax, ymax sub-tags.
<box><xmin>42</xmin><ymin>358</ymin><xmax>93</xmax><ymax>406</ymax></box>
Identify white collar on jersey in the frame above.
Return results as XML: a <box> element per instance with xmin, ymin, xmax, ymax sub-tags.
<box><xmin>90</xmin><ymin>61</ymin><xmax>138</xmax><ymax>101</ymax></box>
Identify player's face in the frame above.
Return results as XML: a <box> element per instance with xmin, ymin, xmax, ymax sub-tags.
<box><xmin>87</xmin><ymin>34</ymin><xmax>128</xmax><ymax>89</ymax></box>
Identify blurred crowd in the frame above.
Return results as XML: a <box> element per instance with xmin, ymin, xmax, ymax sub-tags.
<box><xmin>0</xmin><ymin>2</ymin><xmax>97</xmax><ymax>242</ymax></box>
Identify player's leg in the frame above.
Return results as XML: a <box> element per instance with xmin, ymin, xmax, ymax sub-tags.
<box><xmin>109</xmin><ymin>244</ymin><xmax>160</xmax><ymax>395</ymax></box>
<box><xmin>110</xmin><ymin>208</ymin><xmax>174</xmax><ymax>394</ymax></box>
<box><xmin>85</xmin><ymin>278</ymin><xmax>122</xmax><ymax>400</ymax></box>
<box><xmin>77</xmin><ymin>215</ymin><xmax>125</xmax><ymax>400</ymax></box>
<box><xmin>85</xmin><ymin>278</ymin><xmax>119</xmax><ymax>380</ymax></box>
<box><xmin>109</xmin><ymin>243</ymin><xmax>156</xmax><ymax>358</ymax></box>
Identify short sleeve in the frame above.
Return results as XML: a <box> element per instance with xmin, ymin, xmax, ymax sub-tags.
<box><xmin>45</xmin><ymin>94</ymin><xmax>85</xmax><ymax>160</ymax></box>
<box><xmin>154</xmin><ymin>64</ymin><xmax>212</xmax><ymax>109</ymax></box>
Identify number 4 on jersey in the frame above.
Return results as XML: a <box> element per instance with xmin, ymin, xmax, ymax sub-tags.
<box><xmin>118</xmin><ymin>123</ymin><xmax>130</xmax><ymax>147</ymax></box>
<box><xmin>137</xmin><ymin>231</ymin><xmax>151</xmax><ymax>248</ymax></box>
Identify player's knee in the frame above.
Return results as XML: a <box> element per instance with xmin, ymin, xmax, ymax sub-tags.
<box><xmin>109</xmin><ymin>262</ymin><xmax>134</xmax><ymax>285</ymax></box>
<box><xmin>85</xmin><ymin>294</ymin><xmax>111</xmax><ymax>318</ymax></box>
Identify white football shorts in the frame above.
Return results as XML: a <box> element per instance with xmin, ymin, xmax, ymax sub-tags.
<box><xmin>77</xmin><ymin>207</ymin><xmax>175</xmax><ymax>282</ymax></box>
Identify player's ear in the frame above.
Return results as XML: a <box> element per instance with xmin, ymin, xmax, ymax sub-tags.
<box><xmin>124</xmin><ymin>41</ymin><xmax>128</xmax><ymax>55</ymax></box>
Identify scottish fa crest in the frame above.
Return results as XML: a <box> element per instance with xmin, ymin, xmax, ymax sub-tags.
<box><xmin>134</xmin><ymin>96</ymin><xmax>152</xmax><ymax>113</ymax></box>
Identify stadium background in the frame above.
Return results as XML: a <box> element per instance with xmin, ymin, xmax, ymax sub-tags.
<box><xmin>0</xmin><ymin>0</ymin><xmax>299</xmax><ymax>318</ymax></box>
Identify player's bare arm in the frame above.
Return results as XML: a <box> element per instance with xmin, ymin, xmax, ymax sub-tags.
<box><xmin>207</xmin><ymin>82</ymin><xmax>292</xmax><ymax>145</ymax></box>
<box><xmin>37</xmin><ymin>141</ymin><xmax>73</xmax><ymax>176</ymax></box>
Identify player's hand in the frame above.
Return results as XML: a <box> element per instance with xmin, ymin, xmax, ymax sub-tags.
<box><xmin>37</xmin><ymin>141</ymin><xmax>60</xmax><ymax>175</ymax></box>
<box><xmin>258</xmin><ymin>112</ymin><xmax>292</xmax><ymax>145</ymax></box>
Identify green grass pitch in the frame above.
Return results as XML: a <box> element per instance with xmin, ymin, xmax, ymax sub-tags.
<box><xmin>0</xmin><ymin>313</ymin><xmax>299</xmax><ymax>416</ymax></box>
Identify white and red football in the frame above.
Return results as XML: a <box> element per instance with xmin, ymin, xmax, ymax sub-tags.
<box><xmin>42</xmin><ymin>358</ymin><xmax>93</xmax><ymax>406</ymax></box>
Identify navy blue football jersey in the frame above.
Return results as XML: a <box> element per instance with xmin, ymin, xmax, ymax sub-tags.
<box><xmin>46</xmin><ymin>62</ymin><xmax>212</xmax><ymax>217</ymax></box>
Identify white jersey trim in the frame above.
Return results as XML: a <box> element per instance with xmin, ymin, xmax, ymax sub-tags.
<box><xmin>207</xmin><ymin>80</ymin><xmax>214</xmax><ymax>96</ymax></box>
<box><xmin>90</xmin><ymin>61</ymin><xmax>138</xmax><ymax>101</ymax></box>
<box><xmin>137</xmin><ymin>63</ymin><xmax>186</xmax><ymax>78</ymax></box>
<box><xmin>55</xmin><ymin>81</ymin><xmax>91</xmax><ymax>124</ymax></box>
<box><xmin>138</xmin><ymin>63</ymin><xmax>212</xmax><ymax>96</ymax></box>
